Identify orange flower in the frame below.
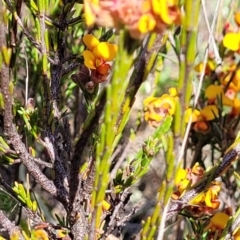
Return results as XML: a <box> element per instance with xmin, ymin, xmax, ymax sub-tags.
<box><xmin>187</xmin><ymin>163</ymin><xmax>203</xmax><ymax>181</ymax></box>
<box><xmin>82</xmin><ymin>34</ymin><xmax>118</xmax><ymax>83</ymax></box>
<box><xmin>206</xmin><ymin>211</ymin><xmax>240</xmax><ymax>239</ymax></box>
<box><xmin>184</xmin><ymin>105</ymin><xmax>219</xmax><ymax>133</ymax></box>
<box><xmin>205</xmin><ymin>84</ymin><xmax>234</xmax><ymax>106</ymax></box>
<box><xmin>185</xmin><ymin>105</ymin><xmax>219</xmax><ymax>123</ymax></box>
<box><xmin>144</xmin><ymin>88</ymin><xmax>178</xmax><ymax>127</ymax></box>
<box><xmin>194</xmin><ymin>60</ymin><xmax>216</xmax><ymax>75</ymax></box>
<box><xmin>220</xmin><ymin>66</ymin><xmax>240</xmax><ymax>92</ymax></box>
<box><xmin>173</xmin><ymin>162</ymin><xmax>205</xmax><ymax>197</ymax></box>
<box><xmin>173</xmin><ymin>163</ymin><xmax>221</xmax><ymax>213</ymax></box>
<box><xmin>174</xmin><ymin>168</ymin><xmax>187</xmax><ymax>185</ymax></box>
<box><xmin>206</xmin><ymin>212</ymin><xmax>229</xmax><ymax>231</ymax></box>
<box><xmin>204</xmin><ymin>182</ymin><xmax>221</xmax><ymax>209</ymax></box>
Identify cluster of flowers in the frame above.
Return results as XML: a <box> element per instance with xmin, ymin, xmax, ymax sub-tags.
<box><xmin>84</xmin><ymin>0</ymin><xmax>180</xmax><ymax>39</ymax></box>
<box><xmin>143</xmin><ymin>87</ymin><xmax>178</xmax><ymax>127</ymax></box>
<box><xmin>185</xmin><ymin>11</ymin><xmax>240</xmax><ymax>133</ymax></box>
<box><xmin>140</xmin><ymin>10</ymin><xmax>240</xmax><ymax>240</ymax></box>
<box><xmin>172</xmin><ymin>163</ymin><xmax>221</xmax><ymax>216</ymax></box>
<box><xmin>81</xmin><ymin>1</ymin><xmax>180</xmax><ymax>86</ymax></box>
<box><xmin>173</xmin><ymin>164</ymin><xmax>240</xmax><ymax>238</ymax></box>
<box><xmin>82</xmin><ymin>34</ymin><xmax>118</xmax><ymax>85</ymax></box>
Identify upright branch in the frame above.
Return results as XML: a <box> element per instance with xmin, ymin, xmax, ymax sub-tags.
<box><xmin>69</xmin><ymin>90</ymin><xmax>106</xmax><ymax>225</ymax></box>
<box><xmin>0</xmin><ymin>1</ymin><xmax>57</xmax><ymax>201</ymax></box>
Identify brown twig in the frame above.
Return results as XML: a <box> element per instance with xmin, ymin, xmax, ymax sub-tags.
<box><xmin>69</xmin><ymin>89</ymin><xmax>106</xmax><ymax>226</ymax></box>
<box><xmin>0</xmin><ymin>210</ymin><xmax>23</xmax><ymax>239</ymax></box>
<box><xmin>105</xmin><ymin>187</ymin><xmax>131</xmax><ymax>236</ymax></box>
<box><xmin>62</xmin><ymin>62</ymin><xmax>82</xmax><ymax>76</ymax></box>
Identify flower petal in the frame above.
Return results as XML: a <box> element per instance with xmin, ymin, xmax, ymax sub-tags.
<box><xmin>193</xmin><ymin>121</ymin><xmax>209</xmax><ymax>132</ymax></box>
<box><xmin>232</xmin><ymin>69</ymin><xmax>240</xmax><ymax>90</ymax></box>
<box><xmin>235</xmin><ymin>11</ymin><xmax>240</xmax><ymax>27</ymax></box>
<box><xmin>169</xmin><ymin>87</ymin><xmax>177</xmax><ymax>97</ymax></box>
<box><xmin>200</xmin><ymin>105</ymin><xmax>219</xmax><ymax>120</ymax></box>
<box><xmin>83</xmin><ymin>34</ymin><xmax>99</xmax><ymax>51</ymax></box>
<box><xmin>223</xmin><ymin>32</ymin><xmax>240</xmax><ymax>51</ymax></box>
<box><xmin>190</xmin><ymin>192</ymin><xmax>205</xmax><ymax>205</ymax></box>
<box><xmin>138</xmin><ymin>14</ymin><xmax>156</xmax><ymax>33</ymax></box>
<box><xmin>233</xmin><ymin>98</ymin><xmax>240</xmax><ymax>115</ymax></box>
<box><xmin>234</xmin><ymin>228</ymin><xmax>240</xmax><ymax>239</ymax></box>
<box><xmin>151</xmin><ymin>0</ymin><xmax>172</xmax><ymax>24</ymax></box>
<box><xmin>84</xmin><ymin>0</ymin><xmax>97</xmax><ymax>26</ymax></box>
<box><xmin>194</xmin><ymin>60</ymin><xmax>215</xmax><ymax>74</ymax></box>
<box><xmin>144</xmin><ymin>97</ymin><xmax>158</xmax><ymax>106</ymax></box>
<box><xmin>93</xmin><ymin>42</ymin><xmax>118</xmax><ymax>61</ymax></box>
<box><xmin>102</xmin><ymin>200</ymin><xmax>111</xmax><ymax>211</ymax></box>
<box><xmin>194</xmin><ymin>62</ymin><xmax>204</xmax><ymax>72</ymax></box>
<box><xmin>184</xmin><ymin>108</ymin><xmax>201</xmax><ymax>123</ymax></box>
<box><xmin>178</xmin><ymin>179</ymin><xmax>190</xmax><ymax>193</ymax></box>
<box><xmin>205</xmin><ymin>85</ymin><xmax>223</xmax><ymax>100</ymax></box>
<box><xmin>210</xmin><ymin>212</ymin><xmax>229</xmax><ymax>230</ymax></box>
<box><xmin>205</xmin><ymin>189</ymin><xmax>215</xmax><ymax>207</ymax></box>
<box><xmin>145</xmin><ymin>112</ymin><xmax>163</xmax><ymax>122</ymax></box>
<box><xmin>191</xmin><ymin>162</ymin><xmax>204</xmax><ymax>176</ymax></box>
<box><xmin>160</xmin><ymin>96</ymin><xmax>176</xmax><ymax>115</ymax></box>
<box><xmin>82</xmin><ymin>50</ymin><xmax>96</xmax><ymax>69</ymax></box>
<box><xmin>175</xmin><ymin>168</ymin><xmax>187</xmax><ymax>185</ymax></box>
<box><xmin>222</xmin><ymin>95</ymin><xmax>233</xmax><ymax>106</ymax></box>
<box><xmin>97</xmin><ymin>63</ymin><xmax>111</xmax><ymax>75</ymax></box>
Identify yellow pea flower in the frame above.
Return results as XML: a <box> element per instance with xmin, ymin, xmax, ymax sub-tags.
<box><xmin>82</xmin><ymin>34</ymin><xmax>118</xmax><ymax>82</ymax></box>
<box><xmin>144</xmin><ymin>89</ymin><xmax>177</xmax><ymax>127</ymax></box>
<box><xmin>194</xmin><ymin>60</ymin><xmax>215</xmax><ymax>74</ymax></box>
<box><xmin>223</xmin><ymin>32</ymin><xmax>240</xmax><ymax>51</ymax></box>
